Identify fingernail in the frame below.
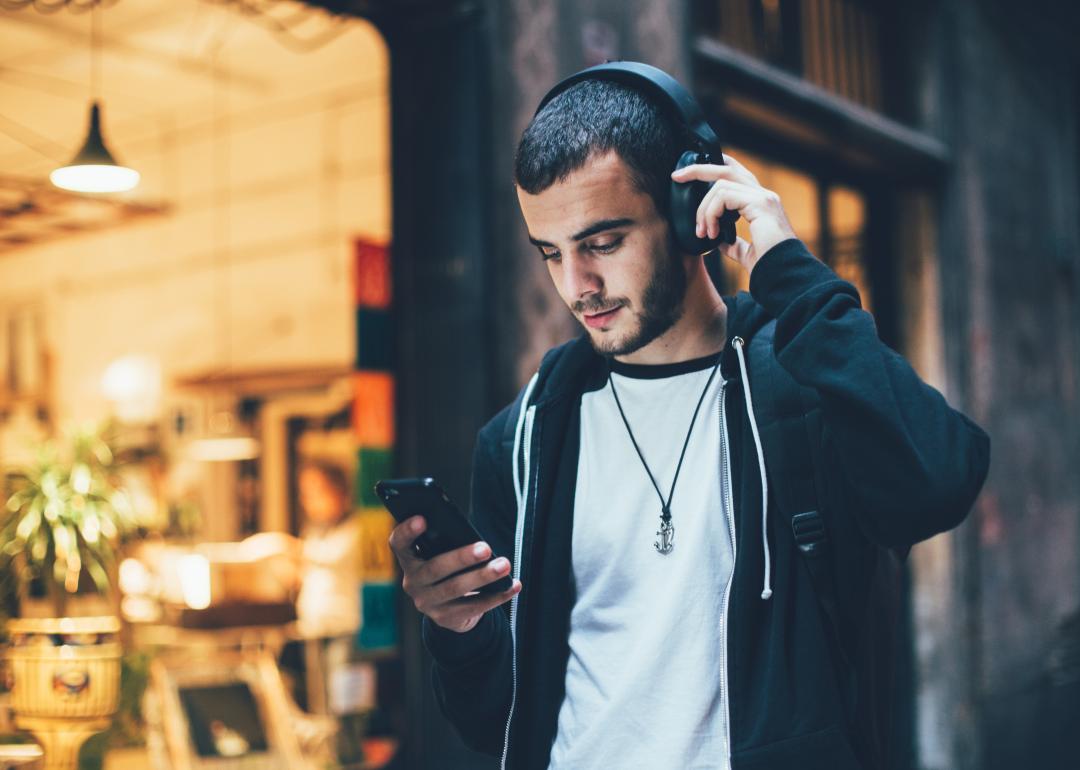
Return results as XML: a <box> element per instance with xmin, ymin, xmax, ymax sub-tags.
<box><xmin>491</xmin><ymin>557</ymin><xmax>508</xmax><ymax>570</ymax></box>
<box><xmin>410</xmin><ymin>517</ymin><xmax>423</xmax><ymax>532</ymax></box>
<box><xmin>473</xmin><ymin>542</ymin><xmax>490</xmax><ymax>558</ymax></box>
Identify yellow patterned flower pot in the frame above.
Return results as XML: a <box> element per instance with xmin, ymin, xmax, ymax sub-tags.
<box><xmin>4</xmin><ymin>616</ymin><xmax>121</xmax><ymax>770</ymax></box>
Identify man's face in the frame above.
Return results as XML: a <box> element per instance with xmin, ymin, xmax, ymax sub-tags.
<box><xmin>516</xmin><ymin>150</ymin><xmax>689</xmax><ymax>358</ymax></box>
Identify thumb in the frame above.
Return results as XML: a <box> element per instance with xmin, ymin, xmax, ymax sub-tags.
<box><xmin>718</xmin><ymin>236</ymin><xmax>752</xmax><ymax>266</ymax></box>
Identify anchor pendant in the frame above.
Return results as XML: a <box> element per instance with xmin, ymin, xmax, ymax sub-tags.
<box><xmin>654</xmin><ymin>518</ymin><xmax>675</xmax><ymax>554</ymax></box>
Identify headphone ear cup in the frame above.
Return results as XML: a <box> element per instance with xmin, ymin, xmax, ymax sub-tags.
<box><xmin>670</xmin><ymin>150</ymin><xmax>739</xmax><ymax>254</ymax></box>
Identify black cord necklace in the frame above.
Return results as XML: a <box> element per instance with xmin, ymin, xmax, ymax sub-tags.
<box><xmin>607</xmin><ymin>351</ymin><xmax>723</xmax><ymax>554</ymax></box>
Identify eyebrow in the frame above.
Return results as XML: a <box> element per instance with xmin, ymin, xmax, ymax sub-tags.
<box><xmin>527</xmin><ymin>217</ymin><xmax>636</xmax><ymax>248</ymax></box>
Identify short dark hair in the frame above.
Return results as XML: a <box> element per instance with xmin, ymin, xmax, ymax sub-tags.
<box><xmin>514</xmin><ymin>78</ymin><xmax>683</xmax><ymax>218</ymax></box>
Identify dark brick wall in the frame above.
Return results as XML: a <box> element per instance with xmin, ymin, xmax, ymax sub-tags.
<box><xmin>928</xmin><ymin>2</ymin><xmax>1080</xmax><ymax>767</ymax></box>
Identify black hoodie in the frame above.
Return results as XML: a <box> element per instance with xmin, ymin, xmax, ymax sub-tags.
<box><xmin>421</xmin><ymin>237</ymin><xmax>991</xmax><ymax>769</ymax></box>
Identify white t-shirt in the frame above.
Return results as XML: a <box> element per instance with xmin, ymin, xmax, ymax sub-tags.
<box><xmin>548</xmin><ymin>352</ymin><xmax>735</xmax><ymax>770</ymax></box>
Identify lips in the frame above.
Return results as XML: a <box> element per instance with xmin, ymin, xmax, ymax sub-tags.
<box><xmin>583</xmin><ymin>305</ymin><xmax>622</xmax><ymax>328</ymax></box>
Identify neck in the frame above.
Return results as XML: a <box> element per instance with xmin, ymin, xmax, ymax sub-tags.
<box><xmin>613</xmin><ymin>259</ymin><xmax>728</xmax><ymax>365</ymax></box>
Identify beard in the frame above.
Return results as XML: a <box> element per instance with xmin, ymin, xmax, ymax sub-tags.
<box><xmin>577</xmin><ymin>239</ymin><xmax>688</xmax><ymax>358</ymax></box>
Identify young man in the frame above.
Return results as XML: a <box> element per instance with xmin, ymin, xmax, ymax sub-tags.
<box><xmin>388</xmin><ymin>73</ymin><xmax>990</xmax><ymax>769</ymax></box>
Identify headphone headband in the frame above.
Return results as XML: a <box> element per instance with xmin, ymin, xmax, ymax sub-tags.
<box><xmin>532</xmin><ymin>60</ymin><xmax>737</xmax><ymax>252</ymax></box>
<box><xmin>533</xmin><ymin>61</ymin><xmax>720</xmax><ymax>153</ymax></box>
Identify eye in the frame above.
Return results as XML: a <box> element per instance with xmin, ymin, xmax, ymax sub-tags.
<box><xmin>539</xmin><ymin>247</ymin><xmax>561</xmax><ymax>262</ymax></box>
<box><xmin>589</xmin><ymin>237</ymin><xmax>623</xmax><ymax>254</ymax></box>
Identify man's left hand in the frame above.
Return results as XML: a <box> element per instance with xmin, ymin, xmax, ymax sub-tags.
<box><xmin>671</xmin><ymin>153</ymin><xmax>798</xmax><ymax>273</ymax></box>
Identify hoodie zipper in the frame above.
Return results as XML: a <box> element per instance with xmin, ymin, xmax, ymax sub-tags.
<box><xmin>501</xmin><ymin>402</ymin><xmax>537</xmax><ymax>770</ymax></box>
<box><xmin>719</xmin><ymin>380</ymin><xmax>737</xmax><ymax>769</ymax></box>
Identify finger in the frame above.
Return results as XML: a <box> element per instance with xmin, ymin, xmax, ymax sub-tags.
<box><xmin>703</xmin><ymin>191</ymin><xmax>739</xmax><ymax>240</ymax></box>
<box><xmin>387</xmin><ymin>516</ymin><xmax>427</xmax><ymax>569</ymax></box>
<box><xmin>695</xmin><ymin>177</ymin><xmax>764</xmax><ymax>236</ymax></box>
<box><xmin>412</xmin><ymin>540</ymin><xmax>493</xmax><ymax>589</ymax></box>
<box><xmin>436</xmin><ymin>580</ymin><xmax>523</xmax><ymax>628</ymax></box>
<box><xmin>673</xmin><ymin>162</ymin><xmax>757</xmax><ymax>189</ymax></box>
<box><xmin>700</xmin><ymin>181</ymin><xmax>758</xmax><ymax>238</ymax></box>
<box><xmin>695</xmin><ymin>180</ymin><xmax>730</xmax><ymax>235</ymax></box>
<box><xmin>720</xmin><ymin>153</ymin><xmax>757</xmax><ymax>182</ymax></box>
<box><xmin>671</xmin><ymin>163</ymin><xmax>733</xmax><ymax>184</ymax></box>
<box><xmin>425</xmin><ymin>556</ymin><xmax>512</xmax><ymax>607</ymax></box>
<box><xmin>718</xmin><ymin>235</ymin><xmax>752</xmax><ymax>264</ymax></box>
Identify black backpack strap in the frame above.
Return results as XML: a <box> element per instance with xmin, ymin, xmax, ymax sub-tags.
<box><xmin>745</xmin><ymin>322</ymin><xmax>843</xmax><ymax>647</ymax></box>
<box><xmin>747</xmin><ymin>321</ymin><xmax>912</xmax><ymax>770</ymax></box>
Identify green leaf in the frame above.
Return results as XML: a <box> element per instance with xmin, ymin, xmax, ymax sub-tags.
<box><xmin>43</xmin><ymin>498</ymin><xmax>60</xmax><ymax>523</ymax></box>
<box><xmin>6</xmin><ymin>492</ymin><xmax>25</xmax><ymax>512</ymax></box>
<box><xmin>71</xmin><ymin>463</ymin><xmax>92</xmax><ymax>495</ymax></box>
<box><xmin>53</xmin><ymin>523</ymin><xmax>70</xmax><ymax>558</ymax></box>
<box><xmin>31</xmin><ymin>533</ymin><xmax>47</xmax><ymax>562</ymax></box>
<box><xmin>15</xmin><ymin>509</ymin><xmax>40</xmax><ymax>541</ymax></box>
<box><xmin>79</xmin><ymin>510</ymin><xmax>101</xmax><ymax>544</ymax></box>
<box><xmin>41</xmin><ymin>472</ymin><xmax>59</xmax><ymax>499</ymax></box>
<box><xmin>84</xmin><ymin>554</ymin><xmax>109</xmax><ymax>594</ymax></box>
<box><xmin>65</xmin><ymin>524</ymin><xmax>81</xmax><ymax>569</ymax></box>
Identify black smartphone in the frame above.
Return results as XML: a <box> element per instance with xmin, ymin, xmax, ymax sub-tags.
<box><xmin>374</xmin><ymin>477</ymin><xmax>513</xmax><ymax>594</ymax></box>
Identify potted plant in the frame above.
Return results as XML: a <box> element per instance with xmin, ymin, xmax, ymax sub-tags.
<box><xmin>1</xmin><ymin>423</ymin><xmax>135</xmax><ymax>770</ymax></box>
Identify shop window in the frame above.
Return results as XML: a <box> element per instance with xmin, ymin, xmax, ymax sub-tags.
<box><xmin>697</xmin><ymin>0</ymin><xmax>884</xmax><ymax>111</ymax></box>
<box><xmin>827</xmin><ymin>184</ymin><xmax>871</xmax><ymax>310</ymax></box>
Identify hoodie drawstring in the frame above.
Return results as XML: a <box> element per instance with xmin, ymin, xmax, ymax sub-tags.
<box><xmin>732</xmin><ymin>336</ymin><xmax>773</xmax><ymax>601</ymax></box>
<box><xmin>512</xmin><ymin>372</ymin><xmax>540</xmax><ymax>514</ymax></box>
<box><xmin>503</xmin><ymin>371</ymin><xmax>538</xmax><ymax>770</ymax></box>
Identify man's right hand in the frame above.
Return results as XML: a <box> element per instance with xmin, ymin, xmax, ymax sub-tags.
<box><xmin>388</xmin><ymin>515</ymin><xmax>522</xmax><ymax>634</ymax></box>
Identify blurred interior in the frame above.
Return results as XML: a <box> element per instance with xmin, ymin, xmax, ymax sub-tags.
<box><xmin>0</xmin><ymin>2</ymin><xmax>400</xmax><ymax>768</ymax></box>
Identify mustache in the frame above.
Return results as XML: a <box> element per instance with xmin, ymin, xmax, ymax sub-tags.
<box><xmin>575</xmin><ymin>298</ymin><xmax>626</xmax><ymax>315</ymax></box>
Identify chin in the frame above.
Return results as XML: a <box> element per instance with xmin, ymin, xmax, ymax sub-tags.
<box><xmin>582</xmin><ymin>308</ymin><xmax>681</xmax><ymax>358</ymax></box>
<box><xmin>584</xmin><ymin>324</ymin><xmax>642</xmax><ymax>358</ymax></box>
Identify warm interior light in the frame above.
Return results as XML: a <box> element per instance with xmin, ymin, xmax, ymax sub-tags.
<box><xmin>101</xmin><ymin>355</ymin><xmax>161</xmax><ymax>422</ymax></box>
<box><xmin>186</xmin><ymin>436</ymin><xmax>261</xmax><ymax>462</ymax></box>
<box><xmin>118</xmin><ymin>557</ymin><xmax>153</xmax><ymax>596</ymax></box>
<box><xmin>178</xmin><ymin>554</ymin><xmax>212</xmax><ymax>610</ymax></box>
<box><xmin>50</xmin><ymin>164</ymin><xmax>140</xmax><ymax>194</ymax></box>
<box><xmin>187</xmin><ymin>410</ymin><xmax>261</xmax><ymax>462</ymax></box>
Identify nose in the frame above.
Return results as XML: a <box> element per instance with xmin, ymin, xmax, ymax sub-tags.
<box><xmin>560</xmin><ymin>252</ymin><xmax>602</xmax><ymax>304</ymax></box>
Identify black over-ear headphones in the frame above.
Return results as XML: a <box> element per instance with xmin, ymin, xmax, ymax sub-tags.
<box><xmin>533</xmin><ymin>60</ymin><xmax>739</xmax><ymax>255</ymax></box>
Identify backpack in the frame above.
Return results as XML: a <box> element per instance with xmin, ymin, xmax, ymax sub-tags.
<box><xmin>746</xmin><ymin>319</ymin><xmax>908</xmax><ymax>770</ymax></box>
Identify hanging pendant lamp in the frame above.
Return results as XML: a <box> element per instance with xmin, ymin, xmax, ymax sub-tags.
<box><xmin>50</xmin><ymin>101</ymin><xmax>139</xmax><ymax>193</ymax></box>
<box><xmin>51</xmin><ymin>4</ymin><xmax>139</xmax><ymax>194</ymax></box>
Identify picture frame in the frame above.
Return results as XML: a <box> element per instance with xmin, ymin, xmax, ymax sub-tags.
<box><xmin>146</xmin><ymin>650</ymin><xmax>306</xmax><ymax>770</ymax></box>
